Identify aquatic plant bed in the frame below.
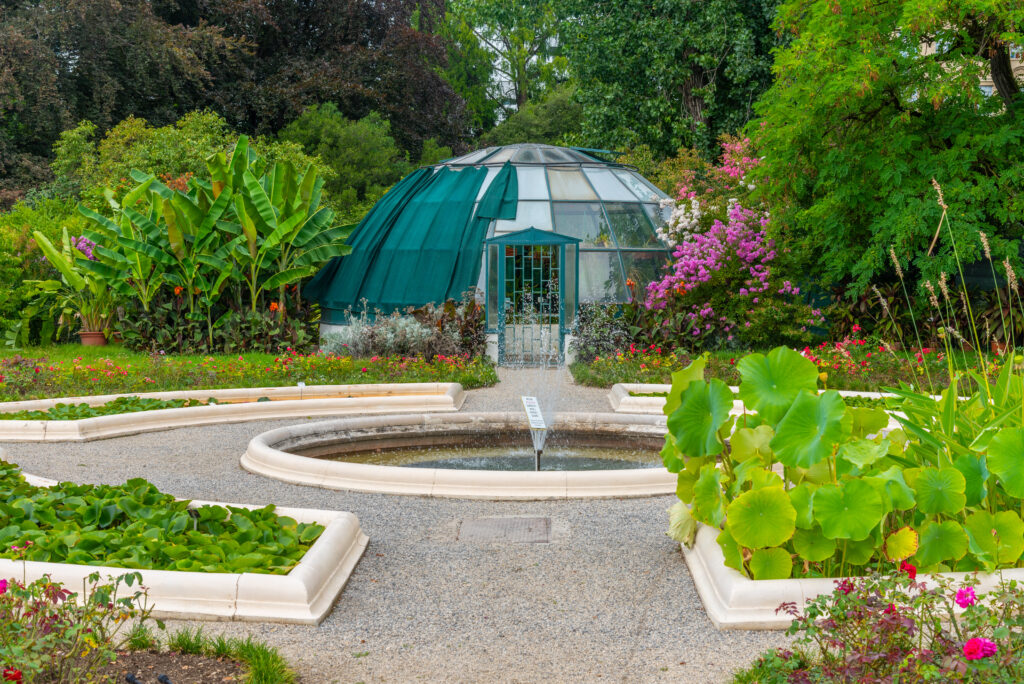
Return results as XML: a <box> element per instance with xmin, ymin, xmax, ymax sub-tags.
<box><xmin>0</xmin><ymin>382</ymin><xmax>465</xmax><ymax>441</ymax></box>
<box><xmin>682</xmin><ymin>523</ymin><xmax>1024</xmax><ymax>630</ymax></box>
<box><xmin>4</xmin><ymin>461</ymin><xmax>367</xmax><ymax>624</ymax></box>
<box><xmin>0</xmin><ymin>348</ymin><xmax>497</xmax><ymax>401</ymax></box>
<box><xmin>609</xmin><ymin>383</ymin><xmax>898</xmax><ymax>415</ymax></box>
<box><xmin>243</xmin><ymin>412</ymin><xmax>675</xmax><ymax>499</ymax></box>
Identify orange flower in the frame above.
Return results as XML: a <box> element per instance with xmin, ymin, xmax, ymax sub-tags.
<box><xmin>269</xmin><ymin>302</ymin><xmax>280</xmax><ymax>312</ymax></box>
<box><xmin>174</xmin><ymin>286</ymin><xmax>183</xmax><ymax>296</ymax></box>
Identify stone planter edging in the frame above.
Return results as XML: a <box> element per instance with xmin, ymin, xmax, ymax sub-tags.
<box><xmin>243</xmin><ymin>412</ymin><xmax>676</xmax><ymax>500</ymax></box>
<box><xmin>609</xmin><ymin>383</ymin><xmax>900</xmax><ymax>415</ymax></box>
<box><xmin>0</xmin><ymin>383</ymin><xmax>465</xmax><ymax>442</ymax></box>
<box><xmin>682</xmin><ymin>523</ymin><xmax>1024</xmax><ymax>630</ymax></box>
<box><xmin>3</xmin><ymin>455</ymin><xmax>368</xmax><ymax>624</ymax></box>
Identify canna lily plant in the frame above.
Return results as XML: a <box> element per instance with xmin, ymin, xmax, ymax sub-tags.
<box><xmin>666</xmin><ymin>345</ymin><xmax>1024</xmax><ymax>580</ymax></box>
<box><xmin>29</xmin><ymin>228</ymin><xmax>113</xmax><ymax>335</ymax></box>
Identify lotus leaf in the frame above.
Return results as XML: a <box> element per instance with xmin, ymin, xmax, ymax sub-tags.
<box><xmin>812</xmin><ymin>480</ymin><xmax>883</xmax><ymax>541</ymax></box>
<box><xmin>788</xmin><ymin>483</ymin><xmax>816</xmax><ymax>529</ymax></box>
<box><xmin>987</xmin><ymin>428</ymin><xmax>1024</xmax><ymax>499</ymax></box>
<box><xmin>864</xmin><ymin>466</ymin><xmax>916</xmax><ymax>512</ymax></box>
<box><xmin>661</xmin><ymin>433</ymin><xmax>684</xmax><ymax>473</ymax></box>
<box><xmin>964</xmin><ymin>511</ymin><xmax>1024</xmax><ymax>566</ymax></box>
<box><xmin>692</xmin><ymin>465</ymin><xmax>727</xmax><ymax>527</ymax></box>
<box><xmin>663</xmin><ymin>353</ymin><xmax>709</xmax><ymax>417</ymax></box>
<box><xmin>674</xmin><ymin>456</ymin><xmax>707</xmax><ymax>503</ymax></box>
<box><xmin>848</xmin><ymin>406</ymin><xmax>891</xmax><ymax>439</ymax></box>
<box><xmin>883</xmin><ymin>526</ymin><xmax>919</xmax><ymax>561</ymax></box>
<box><xmin>915</xmin><ymin>521</ymin><xmax>968</xmax><ymax>567</ymax></box>
<box><xmin>792</xmin><ymin>527</ymin><xmax>836</xmax><ymax>562</ymax></box>
<box><xmin>736</xmin><ymin>347</ymin><xmax>818</xmax><ymax>426</ymax></box>
<box><xmin>771</xmin><ymin>390</ymin><xmax>847</xmax><ymax>469</ymax></box>
<box><xmin>725</xmin><ymin>486</ymin><xmax>796</xmax><ymax>549</ymax></box>
<box><xmin>667</xmin><ymin>379</ymin><xmax>734</xmax><ymax>459</ymax></box>
<box><xmin>844</xmin><ymin>537</ymin><xmax>876</xmax><ymax>565</ymax></box>
<box><xmin>717</xmin><ymin>527</ymin><xmax>743</xmax><ymax>572</ymax></box>
<box><xmin>908</xmin><ymin>467</ymin><xmax>966</xmax><ymax>515</ymax></box>
<box><xmin>838</xmin><ymin>438</ymin><xmax>890</xmax><ymax>470</ymax></box>
<box><xmin>667</xmin><ymin>501</ymin><xmax>698</xmax><ymax>547</ymax></box>
<box><xmin>953</xmin><ymin>454</ymin><xmax>989</xmax><ymax>507</ymax></box>
<box><xmin>750</xmin><ymin>547</ymin><xmax>793</xmax><ymax>579</ymax></box>
<box><xmin>731</xmin><ymin>425</ymin><xmax>775</xmax><ymax>464</ymax></box>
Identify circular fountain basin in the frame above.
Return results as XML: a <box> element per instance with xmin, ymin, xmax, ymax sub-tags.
<box><xmin>242</xmin><ymin>412</ymin><xmax>675</xmax><ymax>499</ymax></box>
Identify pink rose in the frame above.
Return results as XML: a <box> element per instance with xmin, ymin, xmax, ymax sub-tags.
<box><xmin>963</xmin><ymin>637</ymin><xmax>997</xmax><ymax>660</ymax></box>
<box><xmin>955</xmin><ymin>587</ymin><xmax>977</xmax><ymax>608</ymax></box>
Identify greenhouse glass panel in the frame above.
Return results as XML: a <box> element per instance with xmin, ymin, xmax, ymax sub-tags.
<box><xmin>613</xmin><ymin>169</ymin><xmax>666</xmax><ymax>202</ymax></box>
<box><xmin>547</xmin><ymin>168</ymin><xmax>598</xmax><ymax>200</ymax></box>
<box><xmin>540</xmin><ymin>148</ymin><xmax>577</xmax><ymax>163</ymax></box>
<box><xmin>564</xmin><ymin>244</ymin><xmax>577</xmax><ymax>329</ymax></box>
<box><xmin>605</xmin><ymin>202</ymin><xmax>661</xmax><ymax>247</ymax></box>
<box><xmin>582</xmin><ymin>168</ymin><xmax>636</xmax><ymax>202</ymax></box>
<box><xmin>493</xmin><ymin>200</ymin><xmax>553</xmax><ymax>232</ymax></box>
<box><xmin>642</xmin><ymin>202</ymin><xmax>671</xmax><ymax>230</ymax></box>
<box><xmin>620</xmin><ymin>251</ymin><xmax>669</xmax><ymax>291</ymax></box>
<box><xmin>516</xmin><ymin>166</ymin><xmax>550</xmax><ymax>199</ymax></box>
<box><xmin>474</xmin><ymin>166</ymin><xmax>502</xmax><ymax>200</ymax></box>
<box><xmin>551</xmin><ymin>202</ymin><xmax>614</xmax><ymax>248</ymax></box>
<box><xmin>485</xmin><ymin>147</ymin><xmax>517</xmax><ymax>163</ymax></box>
<box><xmin>578</xmin><ymin>251</ymin><xmax>627</xmax><ymax>302</ymax></box>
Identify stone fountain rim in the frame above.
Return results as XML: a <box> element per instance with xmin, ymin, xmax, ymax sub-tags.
<box><xmin>241</xmin><ymin>411</ymin><xmax>675</xmax><ymax>500</ymax></box>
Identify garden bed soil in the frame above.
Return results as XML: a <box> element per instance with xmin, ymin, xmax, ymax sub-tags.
<box><xmin>98</xmin><ymin>650</ymin><xmax>247</xmax><ymax>683</ymax></box>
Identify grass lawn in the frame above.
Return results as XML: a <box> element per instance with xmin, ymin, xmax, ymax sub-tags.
<box><xmin>0</xmin><ymin>344</ymin><xmax>498</xmax><ymax>401</ymax></box>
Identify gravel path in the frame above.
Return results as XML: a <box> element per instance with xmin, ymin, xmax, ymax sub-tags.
<box><xmin>3</xmin><ymin>370</ymin><xmax>788</xmax><ymax>683</ymax></box>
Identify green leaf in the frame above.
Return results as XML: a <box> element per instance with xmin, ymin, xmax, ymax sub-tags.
<box><xmin>661</xmin><ymin>433</ymin><xmax>684</xmax><ymax>474</ymax></box>
<box><xmin>953</xmin><ymin>454</ymin><xmax>989</xmax><ymax>507</ymax></box>
<box><xmin>864</xmin><ymin>466</ymin><xmax>916</xmax><ymax>511</ymax></box>
<box><xmin>792</xmin><ymin>527</ymin><xmax>836</xmax><ymax>562</ymax></box>
<box><xmin>771</xmin><ymin>390</ymin><xmax>847</xmax><ymax>469</ymax></box>
<box><xmin>964</xmin><ymin>511</ymin><xmax>1024</xmax><ymax>566</ymax></box>
<box><xmin>691</xmin><ymin>465</ymin><xmax>727</xmax><ymax>527</ymax></box>
<box><xmin>915</xmin><ymin>521</ymin><xmax>968</xmax><ymax>567</ymax></box>
<box><xmin>812</xmin><ymin>480</ymin><xmax>883</xmax><ymax>541</ymax></box>
<box><xmin>663</xmin><ymin>352</ymin><xmax>708</xmax><ymax>416</ymax></box>
<box><xmin>749</xmin><ymin>547</ymin><xmax>792</xmax><ymax>580</ymax></box>
<box><xmin>666</xmin><ymin>378</ymin><xmax>734</xmax><ymax>459</ymax></box>
<box><xmin>788</xmin><ymin>483</ymin><xmax>816</xmax><ymax>529</ymax></box>
<box><xmin>736</xmin><ymin>346</ymin><xmax>818</xmax><ymax>426</ymax></box>
<box><xmin>848</xmin><ymin>406</ymin><xmax>890</xmax><ymax>439</ymax></box>
<box><xmin>725</xmin><ymin>486</ymin><xmax>796</xmax><ymax>549</ymax></box>
<box><xmin>730</xmin><ymin>425</ymin><xmax>774</xmax><ymax>464</ymax></box>
<box><xmin>716</xmin><ymin>527</ymin><xmax>743</xmax><ymax>572</ymax></box>
<box><xmin>987</xmin><ymin>428</ymin><xmax>1024</xmax><ymax>498</ymax></box>
<box><xmin>838</xmin><ymin>438</ymin><xmax>890</xmax><ymax>470</ymax></box>
<box><xmin>908</xmin><ymin>467</ymin><xmax>966</xmax><ymax>515</ymax></box>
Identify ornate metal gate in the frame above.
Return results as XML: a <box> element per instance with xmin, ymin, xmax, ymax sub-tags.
<box><xmin>484</xmin><ymin>228</ymin><xmax>579</xmax><ymax>367</ymax></box>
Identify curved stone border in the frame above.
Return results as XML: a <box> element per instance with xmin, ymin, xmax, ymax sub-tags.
<box><xmin>243</xmin><ymin>412</ymin><xmax>676</xmax><ymax>499</ymax></box>
<box><xmin>682</xmin><ymin>523</ymin><xmax>1024</xmax><ymax>630</ymax></box>
<box><xmin>2</xmin><ymin>450</ymin><xmax>368</xmax><ymax>624</ymax></box>
<box><xmin>609</xmin><ymin>383</ymin><xmax>900</xmax><ymax>415</ymax></box>
<box><xmin>0</xmin><ymin>383</ymin><xmax>464</xmax><ymax>442</ymax></box>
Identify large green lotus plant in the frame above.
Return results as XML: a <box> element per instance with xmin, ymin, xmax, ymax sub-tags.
<box><xmin>666</xmin><ymin>346</ymin><xmax>1024</xmax><ymax>580</ymax></box>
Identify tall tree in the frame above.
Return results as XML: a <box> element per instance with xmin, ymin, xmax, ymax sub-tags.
<box><xmin>450</xmin><ymin>0</ymin><xmax>567</xmax><ymax>113</ymax></box>
<box><xmin>440</xmin><ymin>13</ymin><xmax>500</xmax><ymax>136</ymax></box>
<box><xmin>559</xmin><ymin>0</ymin><xmax>778</xmax><ymax>157</ymax></box>
<box><xmin>750</xmin><ymin>0</ymin><xmax>1024</xmax><ymax>293</ymax></box>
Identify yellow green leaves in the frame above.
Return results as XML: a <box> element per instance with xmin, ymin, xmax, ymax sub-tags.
<box><xmin>750</xmin><ymin>547</ymin><xmax>793</xmax><ymax>580</ymax></box>
<box><xmin>986</xmin><ymin>428</ymin><xmax>1024</xmax><ymax>498</ymax></box>
<box><xmin>883</xmin><ymin>526</ymin><xmax>919</xmax><ymax>562</ymax></box>
<box><xmin>736</xmin><ymin>347</ymin><xmax>819</xmax><ymax>426</ymax></box>
<box><xmin>725</xmin><ymin>487</ymin><xmax>796</xmax><ymax>549</ymax></box>
<box><xmin>906</xmin><ymin>467</ymin><xmax>966</xmax><ymax>515</ymax></box>
<box><xmin>915</xmin><ymin>521</ymin><xmax>968</xmax><ymax>568</ymax></box>
<box><xmin>964</xmin><ymin>511</ymin><xmax>1024</xmax><ymax>567</ymax></box>
<box><xmin>666</xmin><ymin>378</ymin><xmax>734</xmax><ymax>459</ymax></box>
<box><xmin>667</xmin><ymin>501</ymin><xmax>698</xmax><ymax>547</ymax></box>
<box><xmin>812</xmin><ymin>480</ymin><xmax>883</xmax><ymax>541</ymax></box>
<box><xmin>771</xmin><ymin>390</ymin><xmax>848</xmax><ymax>469</ymax></box>
<box><xmin>663</xmin><ymin>352</ymin><xmax>709</xmax><ymax>417</ymax></box>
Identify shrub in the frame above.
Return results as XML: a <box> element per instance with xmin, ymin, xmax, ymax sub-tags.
<box><xmin>736</xmin><ymin>572</ymin><xmax>1024</xmax><ymax>683</ymax></box>
<box><xmin>0</xmin><ymin>571</ymin><xmax>156</xmax><ymax>683</ymax></box>
<box><xmin>568</xmin><ymin>304</ymin><xmax>629</xmax><ymax>360</ymax></box>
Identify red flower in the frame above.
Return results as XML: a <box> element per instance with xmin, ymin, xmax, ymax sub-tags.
<box><xmin>900</xmin><ymin>560</ymin><xmax>917</xmax><ymax>580</ymax></box>
<box><xmin>963</xmin><ymin>637</ymin><xmax>997</xmax><ymax>660</ymax></box>
<box><xmin>269</xmin><ymin>302</ymin><xmax>280</xmax><ymax>313</ymax></box>
<box><xmin>3</xmin><ymin>668</ymin><xmax>22</xmax><ymax>682</ymax></box>
<box><xmin>852</xmin><ymin>323</ymin><xmax>861</xmax><ymax>332</ymax></box>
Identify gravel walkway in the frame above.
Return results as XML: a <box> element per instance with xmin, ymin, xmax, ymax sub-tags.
<box><xmin>3</xmin><ymin>370</ymin><xmax>788</xmax><ymax>683</ymax></box>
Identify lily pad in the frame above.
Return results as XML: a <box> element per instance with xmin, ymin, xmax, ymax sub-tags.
<box><xmin>792</xmin><ymin>527</ymin><xmax>836</xmax><ymax>562</ymax></box>
<box><xmin>909</xmin><ymin>467</ymin><xmax>966</xmax><ymax>516</ymax></box>
<box><xmin>736</xmin><ymin>347</ymin><xmax>819</xmax><ymax>426</ymax></box>
<box><xmin>812</xmin><ymin>480</ymin><xmax>883</xmax><ymax>541</ymax></box>
<box><xmin>883</xmin><ymin>526</ymin><xmax>919</xmax><ymax>562</ymax></box>
<box><xmin>771</xmin><ymin>390</ymin><xmax>847</xmax><ymax>469</ymax></box>
<box><xmin>725</xmin><ymin>486</ymin><xmax>796</xmax><ymax>549</ymax></box>
<box><xmin>915</xmin><ymin>520</ymin><xmax>968</xmax><ymax>567</ymax></box>
<box><xmin>750</xmin><ymin>547</ymin><xmax>793</xmax><ymax>580</ymax></box>
<box><xmin>666</xmin><ymin>379</ymin><xmax>734</xmax><ymax>460</ymax></box>
<box><xmin>964</xmin><ymin>511</ymin><xmax>1024</xmax><ymax>566</ymax></box>
<box><xmin>953</xmin><ymin>454</ymin><xmax>989</xmax><ymax>507</ymax></box>
<box><xmin>987</xmin><ymin>428</ymin><xmax>1024</xmax><ymax>498</ymax></box>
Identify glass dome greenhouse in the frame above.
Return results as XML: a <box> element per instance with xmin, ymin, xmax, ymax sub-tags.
<box><xmin>304</xmin><ymin>143</ymin><xmax>672</xmax><ymax>330</ymax></box>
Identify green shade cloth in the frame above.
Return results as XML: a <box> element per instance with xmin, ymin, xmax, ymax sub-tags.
<box><xmin>304</xmin><ymin>163</ymin><xmax>518</xmax><ymax>322</ymax></box>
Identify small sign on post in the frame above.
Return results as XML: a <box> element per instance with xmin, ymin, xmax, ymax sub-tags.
<box><xmin>521</xmin><ymin>396</ymin><xmax>548</xmax><ymax>471</ymax></box>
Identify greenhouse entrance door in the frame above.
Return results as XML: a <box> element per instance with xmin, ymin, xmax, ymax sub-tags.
<box><xmin>484</xmin><ymin>228</ymin><xmax>580</xmax><ymax>368</ymax></box>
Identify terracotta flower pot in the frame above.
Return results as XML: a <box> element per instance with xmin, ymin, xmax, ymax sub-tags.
<box><xmin>992</xmin><ymin>341</ymin><xmax>1008</xmax><ymax>355</ymax></box>
<box><xmin>79</xmin><ymin>331</ymin><xmax>107</xmax><ymax>346</ymax></box>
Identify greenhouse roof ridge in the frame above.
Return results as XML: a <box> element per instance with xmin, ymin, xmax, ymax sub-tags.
<box><xmin>438</xmin><ymin>143</ymin><xmax>636</xmax><ymax>169</ymax></box>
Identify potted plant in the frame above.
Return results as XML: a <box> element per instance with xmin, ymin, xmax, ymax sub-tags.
<box><xmin>30</xmin><ymin>229</ymin><xmax>113</xmax><ymax>345</ymax></box>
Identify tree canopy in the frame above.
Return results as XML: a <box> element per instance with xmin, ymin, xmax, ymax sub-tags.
<box><xmin>750</xmin><ymin>0</ymin><xmax>1024</xmax><ymax>293</ymax></box>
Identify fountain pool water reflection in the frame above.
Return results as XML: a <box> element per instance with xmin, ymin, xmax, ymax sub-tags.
<box><xmin>310</xmin><ymin>444</ymin><xmax>660</xmax><ymax>471</ymax></box>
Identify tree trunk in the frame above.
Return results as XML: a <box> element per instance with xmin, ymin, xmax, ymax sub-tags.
<box><xmin>989</xmin><ymin>42</ymin><xmax>1021</xmax><ymax>108</ymax></box>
